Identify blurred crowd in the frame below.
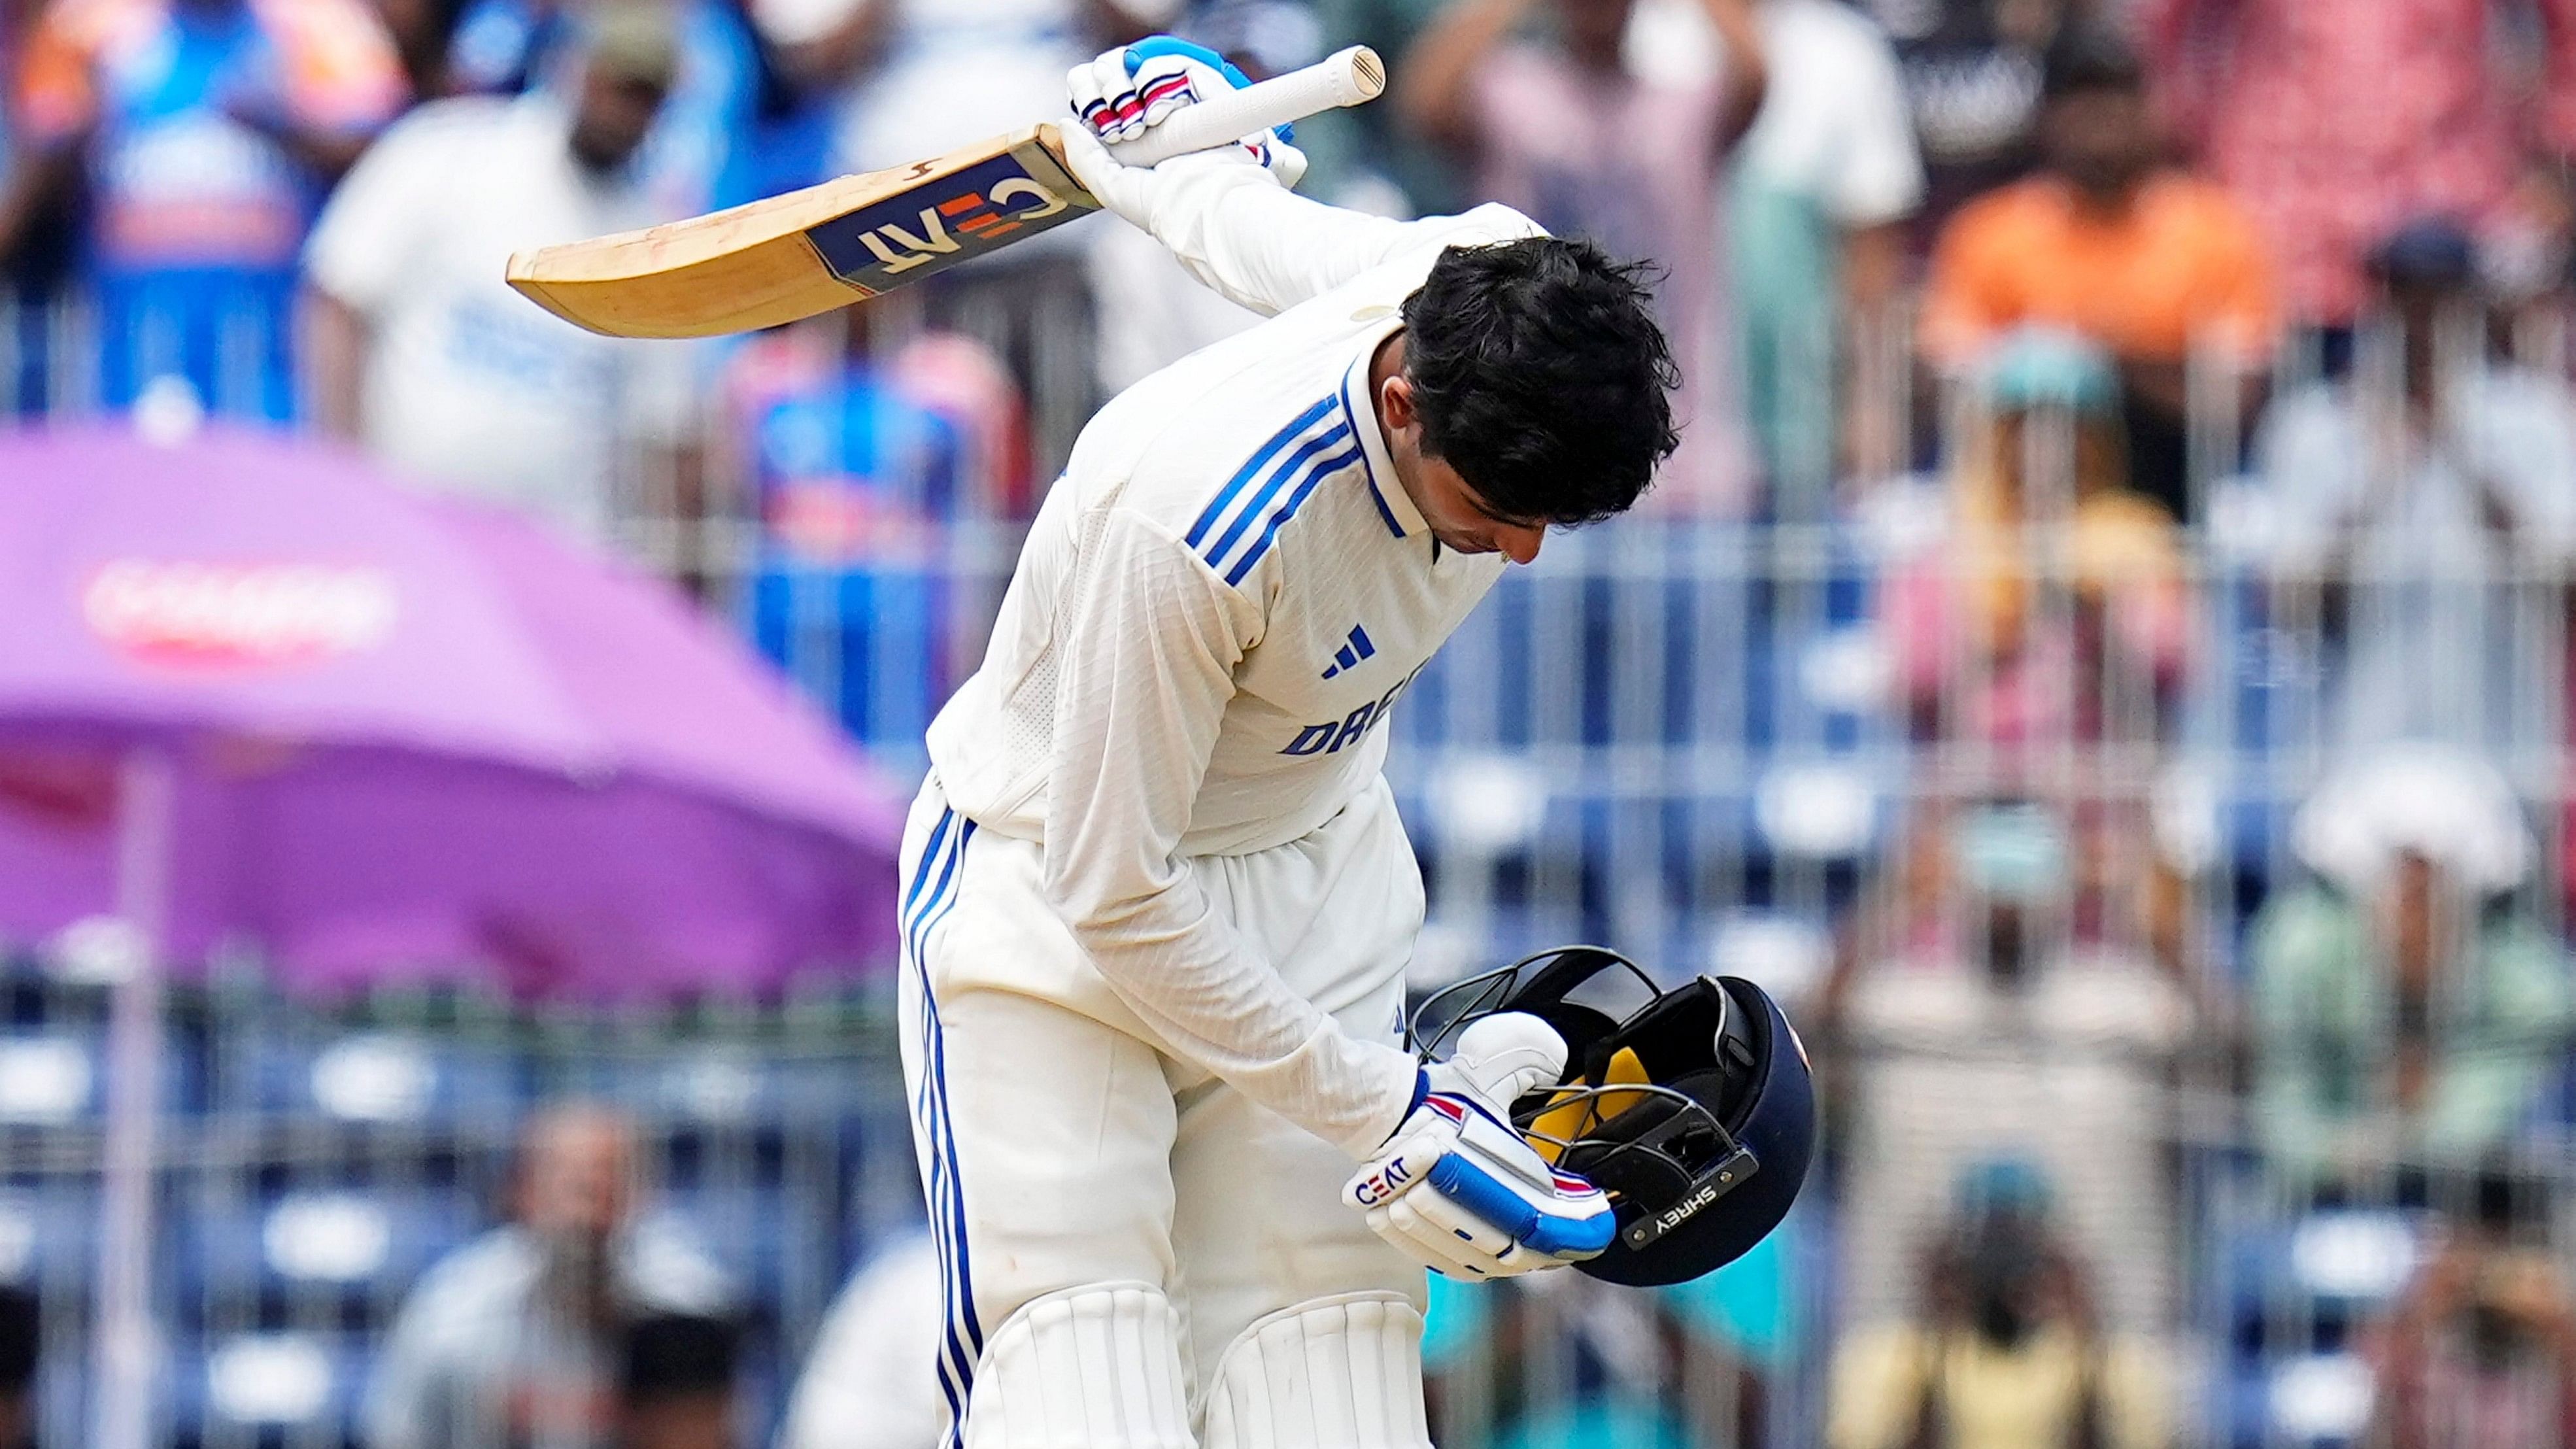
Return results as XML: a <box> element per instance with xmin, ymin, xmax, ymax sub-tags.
<box><xmin>12</xmin><ymin>0</ymin><xmax>2576</xmax><ymax>1444</ymax></box>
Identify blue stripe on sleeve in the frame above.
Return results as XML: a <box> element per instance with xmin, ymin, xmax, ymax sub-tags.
<box><xmin>1202</xmin><ymin>420</ymin><xmax>1351</xmax><ymax>572</ymax></box>
<box><xmin>1225</xmin><ymin>445</ymin><xmax>1359</xmax><ymax>585</ymax></box>
<box><xmin>1185</xmin><ymin>396</ymin><xmax>1337</xmax><ymax>549</ymax></box>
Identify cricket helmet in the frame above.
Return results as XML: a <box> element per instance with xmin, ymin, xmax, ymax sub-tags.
<box><xmin>1409</xmin><ymin>946</ymin><xmax>1815</xmax><ymax>1287</ymax></box>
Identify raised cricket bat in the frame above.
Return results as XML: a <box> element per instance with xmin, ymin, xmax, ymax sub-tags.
<box><xmin>505</xmin><ymin>46</ymin><xmax>1385</xmax><ymax>339</ymax></box>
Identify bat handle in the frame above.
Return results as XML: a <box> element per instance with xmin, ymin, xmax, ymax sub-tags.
<box><xmin>1104</xmin><ymin>45</ymin><xmax>1385</xmax><ymax>170</ymax></box>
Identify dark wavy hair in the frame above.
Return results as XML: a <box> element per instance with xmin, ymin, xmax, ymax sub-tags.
<box><xmin>1398</xmin><ymin>235</ymin><xmax>1680</xmax><ymax>525</ymax></box>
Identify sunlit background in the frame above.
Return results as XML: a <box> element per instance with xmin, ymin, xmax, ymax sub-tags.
<box><xmin>0</xmin><ymin>0</ymin><xmax>2569</xmax><ymax>1445</ymax></box>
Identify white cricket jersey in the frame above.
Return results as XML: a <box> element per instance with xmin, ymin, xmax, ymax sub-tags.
<box><xmin>924</xmin><ymin>160</ymin><xmax>1545</xmax><ymax>1155</ymax></box>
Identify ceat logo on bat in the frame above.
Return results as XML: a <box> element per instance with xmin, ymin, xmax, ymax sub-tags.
<box><xmin>804</xmin><ymin>149</ymin><xmax>1100</xmax><ymax>292</ymax></box>
<box><xmin>82</xmin><ymin>560</ymin><xmax>399</xmax><ymax>672</ymax></box>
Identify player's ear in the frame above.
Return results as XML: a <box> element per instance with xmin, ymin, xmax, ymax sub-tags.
<box><xmin>1378</xmin><ymin>373</ymin><xmax>1416</xmax><ymax>434</ymax></box>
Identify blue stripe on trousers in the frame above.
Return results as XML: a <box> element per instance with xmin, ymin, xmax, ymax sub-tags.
<box><xmin>903</xmin><ymin>810</ymin><xmax>981</xmax><ymax>1442</ymax></box>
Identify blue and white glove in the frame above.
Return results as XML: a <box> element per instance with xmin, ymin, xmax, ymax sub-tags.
<box><xmin>1063</xmin><ymin>35</ymin><xmax>1307</xmax><ymax>188</ymax></box>
<box><xmin>1344</xmin><ymin>1013</ymin><xmax>1616</xmax><ymax>1278</ymax></box>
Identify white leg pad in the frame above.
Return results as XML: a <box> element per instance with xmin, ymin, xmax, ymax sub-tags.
<box><xmin>1198</xmin><ymin>1293</ymin><xmax>1432</xmax><ymax>1449</ymax></box>
<box><xmin>964</xmin><ymin>1282</ymin><xmax>1196</xmax><ymax>1449</ymax></box>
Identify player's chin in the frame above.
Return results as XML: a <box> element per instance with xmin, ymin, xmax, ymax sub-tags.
<box><xmin>1432</xmin><ymin>531</ymin><xmax>1499</xmax><ymax>556</ymax></box>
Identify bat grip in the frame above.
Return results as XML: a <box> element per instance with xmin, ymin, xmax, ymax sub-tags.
<box><xmin>1106</xmin><ymin>45</ymin><xmax>1385</xmax><ymax>169</ymax></box>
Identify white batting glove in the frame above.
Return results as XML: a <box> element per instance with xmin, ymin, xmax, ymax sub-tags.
<box><xmin>1063</xmin><ymin>36</ymin><xmax>1307</xmax><ymax>187</ymax></box>
<box><xmin>1344</xmin><ymin>1014</ymin><xmax>1616</xmax><ymax>1279</ymax></box>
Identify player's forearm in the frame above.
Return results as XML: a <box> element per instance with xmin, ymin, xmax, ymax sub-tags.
<box><xmin>1133</xmin><ymin>157</ymin><xmax>1412</xmax><ymax>316</ymax></box>
<box><xmin>1043</xmin><ymin>721</ymin><xmax>1421</xmax><ymax>1156</ymax></box>
<box><xmin>1051</xmin><ymin>871</ymin><xmax>1421</xmax><ymax>1155</ymax></box>
<box><xmin>1045</xmin><ymin>784</ymin><xmax>1421</xmax><ymax>1155</ymax></box>
<box><xmin>1038</xmin><ymin>507</ymin><xmax>1419</xmax><ymax>1155</ymax></box>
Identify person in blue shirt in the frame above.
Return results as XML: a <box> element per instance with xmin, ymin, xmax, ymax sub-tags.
<box><xmin>16</xmin><ymin>0</ymin><xmax>406</xmax><ymax>420</ymax></box>
<box><xmin>728</xmin><ymin>321</ymin><xmax>989</xmax><ymax>761</ymax></box>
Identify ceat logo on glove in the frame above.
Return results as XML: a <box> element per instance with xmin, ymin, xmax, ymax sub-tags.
<box><xmin>1347</xmin><ymin>1155</ymin><xmax>1415</xmax><ymax>1207</ymax></box>
<box><xmin>83</xmin><ymin>560</ymin><xmax>399</xmax><ymax>672</ymax></box>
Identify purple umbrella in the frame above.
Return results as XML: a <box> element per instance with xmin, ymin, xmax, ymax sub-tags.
<box><xmin>0</xmin><ymin>421</ymin><xmax>909</xmax><ymax>996</ymax></box>
<box><xmin>0</xmin><ymin>420</ymin><xmax>916</xmax><ymax>1449</ymax></box>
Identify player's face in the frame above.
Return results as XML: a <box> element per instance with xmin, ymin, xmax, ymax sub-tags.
<box><xmin>1376</xmin><ymin>367</ymin><xmax>1548</xmax><ymax>564</ymax></box>
<box><xmin>1411</xmin><ymin>456</ymin><xmax>1549</xmax><ymax>564</ymax></box>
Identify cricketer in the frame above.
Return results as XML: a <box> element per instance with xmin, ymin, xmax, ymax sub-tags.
<box><xmin>895</xmin><ymin>35</ymin><xmax>1682</xmax><ymax>1449</ymax></box>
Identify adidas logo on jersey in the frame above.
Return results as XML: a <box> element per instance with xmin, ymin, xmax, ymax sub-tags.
<box><xmin>1281</xmin><ymin>663</ymin><xmax>1421</xmax><ymax>757</ymax></box>
<box><xmin>1319</xmin><ymin>623</ymin><xmax>1376</xmax><ymax>679</ymax></box>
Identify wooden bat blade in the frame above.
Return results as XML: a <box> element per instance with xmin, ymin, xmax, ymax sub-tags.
<box><xmin>509</xmin><ymin>47</ymin><xmax>1385</xmax><ymax>339</ymax></box>
<box><xmin>506</xmin><ymin>126</ymin><xmax>1098</xmax><ymax>339</ymax></box>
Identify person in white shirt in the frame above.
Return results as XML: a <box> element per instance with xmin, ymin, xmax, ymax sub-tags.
<box><xmin>778</xmin><ymin>1233</ymin><xmax>945</xmax><ymax>1449</ymax></box>
<box><xmin>896</xmin><ymin>37</ymin><xmax>1680</xmax><ymax>1449</ymax></box>
<box><xmin>300</xmin><ymin>3</ymin><xmax>698</xmax><ymax>549</ymax></box>
<box><xmin>1729</xmin><ymin>0</ymin><xmax>1924</xmax><ymax>502</ymax></box>
<box><xmin>2253</xmin><ymin>216</ymin><xmax>2576</xmax><ymax>768</ymax></box>
<box><xmin>362</xmin><ymin>1104</ymin><xmax>737</xmax><ymax>1449</ymax></box>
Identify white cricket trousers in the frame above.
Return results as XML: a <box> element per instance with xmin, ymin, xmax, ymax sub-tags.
<box><xmin>894</xmin><ymin>772</ymin><xmax>1431</xmax><ymax>1447</ymax></box>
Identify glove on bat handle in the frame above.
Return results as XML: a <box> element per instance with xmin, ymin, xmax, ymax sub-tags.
<box><xmin>1105</xmin><ymin>45</ymin><xmax>1385</xmax><ymax>169</ymax></box>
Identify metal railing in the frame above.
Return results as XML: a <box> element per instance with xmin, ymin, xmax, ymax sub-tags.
<box><xmin>6</xmin><ymin>279</ymin><xmax>2576</xmax><ymax>1448</ymax></box>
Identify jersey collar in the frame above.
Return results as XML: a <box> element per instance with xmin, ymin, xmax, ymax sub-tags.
<box><xmin>1341</xmin><ymin>316</ymin><xmax>1425</xmax><ymax>539</ymax></box>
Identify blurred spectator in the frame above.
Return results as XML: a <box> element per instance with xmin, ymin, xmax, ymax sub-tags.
<box><xmin>615</xmin><ymin>0</ymin><xmax>781</xmax><ymax>220</ymax></box>
<box><xmin>0</xmin><ymin>1286</ymin><xmax>32</xmax><ymax>1449</ymax></box>
<box><xmin>13</xmin><ymin>0</ymin><xmax>407</xmax><ymax>421</ymax></box>
<box><xmin>722</xmin><ymin>317</ymin><xmax>1023</xmax><ymax>743</ymax></box>
<box><xmin>1729</xmin><ymin>0</ymin><xmax>1924</xmax><ymax>508</ymax></box>
<box><xmin>826</xmin><ymin>1</ymin><xmax>1181</xmax><ymax>479</ymax></box>
<box><xmin>1827</xmin><ymin>1159</ymin><xmax>2171</xmax><ymax>1449</ymax></box>
<box><xmin>833</xmin><ymin>0</ymin><xmax>1179</xmax><ymax>175</ymax></box>
<box><xmin>1402</xmin><ymin>0</ymin><xmax>1769</xmax><ymax>513</ymax></box>
<box><xmin>439</xmin><ymin>0</ymin><xmax>560</xmax><ymax>94</ymax></box>
<box><xmin>2367</xmin><ymin>1168</ymin><xmax>2576</xmax><ymax>1449</ymax></box>
<box><xmin>1420</xmin><ymin>1269</ymin><xmax>1770</xmax><ymax>1449</ymax></box>
<box><xmin>445</xmin><ymin>0</ymin><xmax>854</xmax><ymax>216</ymax></box>
<box><xmin>1304</xmin><ymin>0</ymin><xmax>1452</xmax><ymax>212</ymax></box>
<box><xmin>2251</xmin><ymin>749</ymin><xmax>2572</xmax><ymax>1199</ymax></box>
<box><xmin>1919</xmin><ymin>30</ymin><xmax>2273</xmax><ymax>522</ymax></box>
<box><xmin>362</xmin><ymin>1102</ymin><xmax>737</xmax><ymax>1449</ymax></box>
<box><xmin>367</xmin><ymin>0</ymin><xmax>457</xmax><ymax>97</ymax></box>
<box><xmin>2252</xmin><ymin>217</ymin><xmax>2576</xmax><ymax>766</ymax></box>
<box><xmin>0</xmin><ymin>0</ymin><xmax>84</xmax><ymax>416</ymax></box>
<box><xmin>1822</xmin><ymin>797</ymin><xmax>2195</xmax><ymax>1334</ymax></box>
<box><xmin>1882</xmin><ymin>330</ymin><xmax>2190</xmax><ymax>750</ymax></box>
<box><xmin>778</xmin><ymin>1233</ymin><xmax>941</xmax><ymax>1449</ymax></box>
<box><xmin>616</xmin><ymin>1314</ymin><xmax>741</xmax><ymax>1449</ymax></box>
<box><xmin>301</xmin><ymin>3</ymin><xmax>700</xmax><ymax>552</ymax></box>
<box><xmin>1859</xmin><ymin>0</ymin><xmax>2088</xmax><ymax>254</ymax></box>
<box><xmin>2142</xmin><ymin>0</ymin><xmax>2576</xmax><ymax>343</ymax></box>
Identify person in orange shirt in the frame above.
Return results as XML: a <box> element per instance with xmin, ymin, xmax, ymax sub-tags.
<box><xmin>1920</xmin><ymin>31</ymin><xmax>2275</xmax><ymax>522</ymax></box>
